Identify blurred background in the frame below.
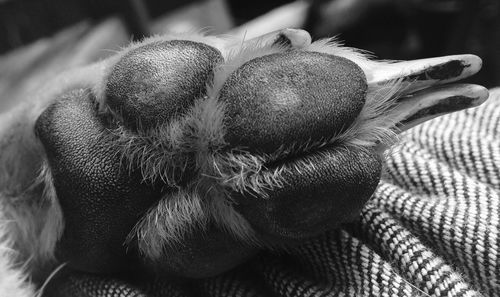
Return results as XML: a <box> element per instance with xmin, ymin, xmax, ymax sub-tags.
<box><xmin>1</xmin><ymin>0</ymin><xmax>499</xmax><ymax>112</ymax></box>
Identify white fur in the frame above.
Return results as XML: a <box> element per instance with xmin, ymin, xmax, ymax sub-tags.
<box><xmin>0</xmin><ymin>102</ymin><xmax>64</xmax><ymax>296</ymax></box>
<box><xmin>0</xmin><ymin>245</ymin><xmax>35</xmax><ymax>297</ymax></box>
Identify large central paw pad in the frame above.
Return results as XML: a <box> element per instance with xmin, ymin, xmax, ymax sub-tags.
<box><xmin>34</xmin><ymin>30</ymin><xmax>487</xmax><ymax>279</ymax></box>
<box><xmin>220</xmin><ymin>51</ymin><xmax>366</xmax><ymax>153</ymax></box>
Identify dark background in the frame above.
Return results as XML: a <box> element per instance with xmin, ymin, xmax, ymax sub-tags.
<box><xmin>1</xmin><ymin>0</ymin><xmax>499</xmax><ymax>87</ymax></box>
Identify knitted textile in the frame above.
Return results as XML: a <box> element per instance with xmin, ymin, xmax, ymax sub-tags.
<box><xmin>49</xmin><ymin>88</ymin><xmax>500</xmax><ymax>297</ymax></box>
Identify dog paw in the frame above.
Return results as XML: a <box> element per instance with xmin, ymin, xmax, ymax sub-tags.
<box><xmin>33</xmin><ymin>29</ymin><xmax>487</xmax><ymax>280</ymax></box>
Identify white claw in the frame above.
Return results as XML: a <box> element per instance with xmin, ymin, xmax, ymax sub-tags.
<box><xmin>393</xmin><ymin>83</ymin><xmax>489</xmax><ymax>133</ymax></box>
<box><xmin>368</xmin><ymin>54</ymin><xmax>483</xmax><ymax>94</ymax></box>
<box><xmin>363</xmin><ymin>54</ymin><xmax>488</xmax><ymax>135</ymax></box>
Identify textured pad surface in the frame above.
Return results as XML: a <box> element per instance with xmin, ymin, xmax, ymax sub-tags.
<box><xmin>36</xmin><ymin>89</ymin><xmax>163</xmax><ymax>273</ymax></box>
<box><xmin>220</xmin><ymin>51</ymin><xmax>366</xmax><ymax>153</ymax></box>
<box><xmin>106</xmin><ymin>40</ymin><xmax>223</xmax><ymax>129</ymax></box>
<box><xmin>234</xmin><ymin>147</ymin><xmax>381</xmax><ymax>242</ymax></box>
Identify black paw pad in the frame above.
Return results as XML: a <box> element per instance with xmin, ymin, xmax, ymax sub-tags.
<box><xmin>106</xmin><ymin>40</ymin><xmax>223</xmax><ymax>129</ymax></box>
<box><xmin>145</xmin><ymin>224</ymin><xmax>257</xmax><ymax>278</ymax></box>
<box><xmin>234</xmin><ymin>147</ymin><xmax>382</xmax><ymax>243</ymax></box>
<box><xmin>35</xmin><ymin>89</ymin><xmax>163</xmax><ymax>273</ymax></box>
<box><xmin>219</xmin><ymin>51</ymin><xmax>367</xmax><ymax>154</ymax></box>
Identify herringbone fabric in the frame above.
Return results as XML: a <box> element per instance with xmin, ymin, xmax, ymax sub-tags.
<box><xmin>194</xmin><ymin>88</ymin><xmax>500</xmax><ymax>297</ymax></box>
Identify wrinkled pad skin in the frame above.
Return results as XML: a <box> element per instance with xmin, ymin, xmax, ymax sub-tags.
<box><xmin>234</xmin><ymin>147</ymin><xmax>382</xmax><ymax>243</ymax></box>
<box><xmin>35</xmin><ymin>89</ymin><xmax>164</xmax><ymax>273</ymax></box>
<box><xmin>220</xmin><ymin>51</ymin><xmax>367</xmax><ymax>154</ymax></box>
<box><xmin>106</xmin><ymin>40</ymin><xmax>223</xmax><ymax>129</ymax></box>
<box><xmin>149</xmin><ymin>224</ymin><xmax>257</xmax><ymax>278</ymax></box>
